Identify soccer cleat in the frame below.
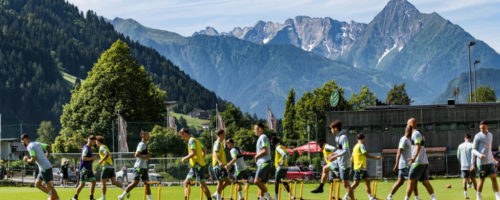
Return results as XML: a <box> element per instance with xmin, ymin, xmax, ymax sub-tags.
<box><xmin>117</xmin><ymin>195</ymin><xmax>124</xmax><ymax>200</ymax></box>
<box><xmin>386</xmin><ymin>197</ymin><xmax>393</xmax><ymax>200</ymax></box>
<box><xmin>311</xmin><ymin>187</ymin><xmax>324</xmax><ymax>193</ymax></box>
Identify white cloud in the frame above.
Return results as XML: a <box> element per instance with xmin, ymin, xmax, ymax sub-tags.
<box><xmin>67</xmin><ymin>0</ymin><xmax>500</xmax><ymax>52</ymax></box>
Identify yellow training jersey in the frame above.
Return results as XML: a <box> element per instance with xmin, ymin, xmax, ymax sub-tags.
<box><xmin>98</xmin><ymin>144</ymin><xmax>113</xmax><ymax>167</ymax></box>
<box><xmin>323</xmin><ymin>144</ymin><xmax>335</xmax><ymax>164</ymax></box>
<box><xmin>352</xmin><ymin>142</ymin><xmax>367</xmax><ymax>170</ymax></box>
<box><xmin>274</xmin><ymin>144</ymin><xmax>289</xmax><ymax>168</ymax></box>
<box><xmin>212</xmin><ymin>140</ymin><xmax>227</xmax><ymax>167</ymax></box>
<box><xmin>188</xmin><ymin>137</ymin><xmax>206</xmax><ymax>167</ymax></box>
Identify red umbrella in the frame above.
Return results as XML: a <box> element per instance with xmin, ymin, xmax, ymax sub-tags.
<box><xmin>292</xmin><ymin>141</ymin><xmax>322</xmax><ymax>155</ymax></box>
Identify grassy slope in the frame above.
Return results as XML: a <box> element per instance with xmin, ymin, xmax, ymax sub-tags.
<box><xmin>0</xmin><ymin>178</ymin><xmax>497</xmax><ymax>200</ymax></box>
<box><xmin>169</xmin><ymin>111</ymin><xmax>209</xmax><ymax>130</ymax></box>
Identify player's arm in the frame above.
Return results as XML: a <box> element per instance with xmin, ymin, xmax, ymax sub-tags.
<box><xmin>214</xmin><ymin>142</ymin><xmax>225</xmax><ymax>167</ymax></box>
<box><xmin>134</xmin><ymin>144</ymin><xmax>150</xmax><ymax>160</ymax></box>
<box><xmin>99</xmin><ymin>148</ymin><xmax>110</xmax><ymax>164</ymax></box>
<box><xmin>81</xmin><ymin>147</ymin><xmax>97</xmax><ymax>161</ymax></box>
<box><xmin>457</xmin><ymin>148</ymin><xmax>461</xmax><ymax>161</ymax></box>
<box><xmin>361</xmin><ymin>144</ymin><xmax>381</xmax><ymax>160</ymax></box>
<box><xmin>255</xmin><ymin>139</ymin><xmax>269</xmax><ymax>160</ymax></box>
<box><xmin>409</xmin><ymin>143</ymin><xmax>421</xmax><ymax>165</ymax></box>
<box><xmin>227</xmin><ymin>150</ymin><xmax>238</xmax><ymax>167</ymax></box>
<box><xmin>394</xmin><ymin>148</ymin><xmax>402</xmax><ymax>172</ymax></box>
<box><xmin>24</xmin><ymin>147</ymin><xmax>37</xmax><ymax>163</ymax></box>
<box><xmin>331</xmin><ymin>136</ymin><xmax>348</xmax><ymax>159</ymax></box>
<box><xmin>277</xmin><ymin>147</ymin><xmax>288</xmax><ymax>166</ymax></box>
<box><xmin>471</xmin><ymin>137</ymin><xmax>485</xmax><ymax>159</ymax></box>
<box><xmin>182</xmin><ymin>139</ymin><xmax>196</xmax><ymax>163</ymax></box>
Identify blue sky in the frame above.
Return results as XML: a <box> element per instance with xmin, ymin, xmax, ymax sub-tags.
<box><xmin>68</xmin><ymin>0</ymin><xmax>500</xmax><ymax>53</ymax></box>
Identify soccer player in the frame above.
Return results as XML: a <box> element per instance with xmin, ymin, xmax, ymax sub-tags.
<box><xmin>95</xmin><ymin>136</ymin><xmax>126</xmax><ymax>200</ymax></box>
<box><xmin>457</xmin><ymin>134</ymin><xmax>477</xmax><ymax>199</ymax></box>
<box><xmin>345</xmin><ymin>133</ymin><xmax>381</xmax><ymax>200</ymax></box>
<box><xmin>71</xmin><ymin>135</ymin><xmax>98</xmax><ymax>200</ymax></box>
<box><xmin>404</xmin><ymin>118</ymin><xmax>437</xmax><ymax>200</ymax></box>
<box><xmin>179</xmin><ymin>128</ymin><xmax>212</xmax><ymax>200</ymax></box>
<box><xmin>119</xmin><ymin>131</ymin><xmax>152</xmax><ymax>200</ymax></box>
<box><xmin>212</xmin><ymin>129</ymin><xmax>231</xmax><ymax>200</ymax></box>
<box><xmin>226</xmin><ymin>139</ymin><xmax>250</xmax><ymax>200</ymax></box>
<box><xmin>312</xmin><ymin>120</ymin><xmax>354</xmax><ymax>200</ymax></box>
<box><xmin>387</xmin><ymin>125</ymin><xmax>419</xmax><ymax>200</ymax></box>
<box><xmin>270</xmin><ymin>137</ymin><xmax>293</xmax><ymax>199</ymax></box>
<box><xmin>315</xmin><ymin>138</ymin><xmax>339</xmax><ymax>195</ymax></box>
<box><xmin>253</xmin><ymin>123</ymin><xmax>274</xmax><ymax>200</ymax></box>
<box><xmin>471</xmin><ymin>121</ymin><xmax>500</xmax><ymax>200</ymax></box>
<box><xmin>21</xmin><ymin>134</ymin><xmax>60</xmax><ymax>200</ymax></box>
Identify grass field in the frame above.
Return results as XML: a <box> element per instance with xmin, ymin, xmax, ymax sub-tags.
<box><xmin>169</xmin><ymin>111</ymin><xmax>209</xmax><ymax>130</ymax></box>
<box><xmin>0</xmin><ymin>178</ymin><xmax>499</xmax><ymax>200</ymax></box>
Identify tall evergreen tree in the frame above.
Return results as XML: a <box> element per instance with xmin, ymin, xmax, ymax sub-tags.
<box><xmin>54</xmin><ymin>40</ymin><xmax>167</xmax><ymax>152</ymax></box>
<box><xmin>283</xmin><ymin>88</ymin><xmax>297</xmax><ymax>142</ymax></box>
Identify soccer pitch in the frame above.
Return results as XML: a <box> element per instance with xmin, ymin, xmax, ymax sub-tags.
<box><xmin>0</xmin><ymin>178</ymin><xmax>498</xmax><ymax>200</ymax></box>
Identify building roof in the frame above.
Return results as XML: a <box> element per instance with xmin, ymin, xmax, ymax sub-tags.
<box><xmin>366</xmin><ymin>103</ymin><xmax>500</xmax><ymax>111</ymax></box>
<box><xmin>382</xmin><ymin>147</ymin><xmax>446</xmax><ymax>154</ymax></box>
<box><xmin>0</xmin><ymin>138</ymin><xmax>18</xmax><ymax>142</ymax></box>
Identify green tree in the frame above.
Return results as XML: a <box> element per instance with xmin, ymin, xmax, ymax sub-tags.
<box><xmin>294</xmin><ymin>80</ymin><xmax>350</xmax><ymax>145</ymax></box>
<box><xmin>385</xmin><ymin>83</ymin><xmax>412</xmax><ymax>105</ymax></box>
<box><xmin>149</xmin><ymin>125</ymin><xmax>186</xmax><ymax>156</ymax></box>
<box><xmin>348</xmin><ymin>85</ymin><xmax>377</xmax><ymax>111</ymax></box>
<box><xmin>468</xmin><ymin>86</ymin><xmax>496</xmax><ymax>103</ymax></box>
<box><xmin>283</xmin><ymin>88</ymin><xmax>297</xmax><ymax>142</ymax></box>
<box><xmin>36</xmin><ymin>121</ymin><xmax>56</xmax><ymax>144</ymax></box>
<box><xmin>55</xmin><ymin>40</ymin><xmax>167</xmax><ymax>153</ymax></box>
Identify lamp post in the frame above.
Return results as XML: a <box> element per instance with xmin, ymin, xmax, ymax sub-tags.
<box><xmin>473</xmin><ymin>60</ymin><xmax>480</xmax><ymax>103</ymax></box>
<box><xmin>468</xmin><ymin>41</ymin><xmax>476</xmax><ymax>103</ymax></box>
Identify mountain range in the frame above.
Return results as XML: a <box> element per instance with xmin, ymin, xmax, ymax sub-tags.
<box><xmin>112</xmin><ymin>0</ymin><xmax>500</xmax><ymax>116</ymax></box>
<box><xmin>193</xmin><ymin>0</ymin><xmax>500</xmax><ymax>99</ymax></box>
<box><xmin>112</xmin><ymin>17</ymin><xmax>434</xmax><ymax>117</ymax></box>
<box><xmin>436</xmin><ymin>68</ymin><xmax>500</xmax><ymax>103</ymax></box>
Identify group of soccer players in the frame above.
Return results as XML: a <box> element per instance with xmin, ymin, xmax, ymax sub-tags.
<box><xmin>20</xmin><ymin>118</ymin><xmax>500</xmax><ymax>200</ymax></box>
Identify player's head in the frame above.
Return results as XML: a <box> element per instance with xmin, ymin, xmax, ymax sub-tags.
<box><xmin>270</xmin><ymin>136</ymin><xmax>281</xmax><ymax>146</ymax></box>
<box><xmin>254</xmin><ymin>123</ymin><xmax>264</xmax><ymax>136</ymax></box>
<box><xmin>178</xmin><ymin>128</ymin><xmax>190</xmax><ymax>141</ymax></box>
<box><xmin>464</xmin><ymin>134</ymin><xmax>472</xmax><ymax>142</ymax></box>
<box><xmin>216</xmin><ymin>129</ymin><xmax>226</xmax><ymax>140</ymax></box>
<box><xmin>140</xmin><ymin>130</ymin><xmax>150</xmax><ymax>142</ymax></box>
<box><xmin>329</xmin><ymin>120</ymin><xmax>342</xmax><ymax>135</ymax></box>
<box><xmin>318</xmin><ymin>138</ymin><xmax>326</xmax><ymax>148</ymax></box>
<box><xmin>20</xmin><ymin>134</ymin><xmax>31</xmax><ymax>147</ymax></box>
<box><xmin>407</xmin><ymin>118</ymin><xmax>417</xmax><ymax>128</ymax></box>
<box><xmin>226</xmin><ymin>138</ymin><xmax>235</xmax><ymax>149</ymax></box>
<box><xmin>96</xmin><ymin>136</ymin><xmax>105</xmax><ymax>146</ymax></box>
<box><xmin>357</xmin><ymin>133</ymin><xmax>365</xmax><ymax>143</ymax></box>
<box><xmin>87</xmin><ymin>135</ymin><xmax>96</xmax><ymax>146</ymax></box>
<box><xmin>405</xmin><ymin>124</ymin><xmax>413</xmax><ymax>137</ymax></box>
<box><xmin>479</xmin><ymin>120</ymin><xmax>488</xmax><ymax>133</ymax></box>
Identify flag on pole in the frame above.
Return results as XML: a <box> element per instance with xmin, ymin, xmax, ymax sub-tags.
<box><xmin>118</xmin><ymin>114</ymin><xmax>129</xmax><ymax>152</ymax></box>
<box><xmin>169</xmin><ymin>116</ymin><xmax>177</xmax><ymax>132</ymax></box>
<box><xmin>266</xmin><ymin>104</ymin><xmax>276</xmax><ymax>130</ymax></box>
<box><xmin>216</xmin><ymin>104</ymin><xmax>226</xmax><ymax>131</ymax></box>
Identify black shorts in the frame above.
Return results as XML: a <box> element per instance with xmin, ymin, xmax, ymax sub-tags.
<box><xmin>36</xmin><ymin>168</ymin><xmax>53</xmax><ymax>183</ymax></box>
<box><xmin>213</xmin><ymin>166</ymin><xmax>229</xmax><ymax>180</ymax></box>
<box><xmin>133</xmin><ymin>168</ymin><xmax>149</xmax><ymax>181</ymax></box>
<box><xmin>477</xmin><ymin>164</ymin><xmax>496</xmax><ymax>178</ymax></box>
<box><xmin>255</xmin><ymin>162</ymin><xmax>271</xmax><ymax>183</ymax></box>
<box><xmin>339</xmin><ymin>168</ymin><xmax>351</xmax><ymax>181</ymax></box>
<box><xmin>461</xmin><ymin>169</ymin><xmax>476</xmax><ymax>179</ymax></box>
<box><xmin>79</xmin><ymin>167</ymin><xmax>96</xmax><ymax>183</ymax></box>
<box><xmin>352</xmin><ymin>169</ymin><xmax>368</xmax><ymax>181</ymax></box>
<box><xmin>398</xmin><ymin>167</ymin><xmax>410</xmax><ymax>179</ymax></box>
<box><xmin>62</xmin><ymin>172</ymin><xmax>69</xmax><ymax>179</ymax></box>
<box><xmin>101</xmin><ymin>168</ymin><xmax>116</xmax><ymax>179</ymax></box>
<box><xmin>408</xmin><ymin>164</ymin><xmax>429</xmax><ymax>181</ymax></box>
<box><xmin>275</xmin><ymin>168</ymin><xmax>288</xmax><ymax>181</ymax></box>
<box><xmin>187</xmin><ymin>165</ymin><xmax>207</xmax><ymax>182</ymax></box>
<box><xmin>234</xmin><ymin>169</ymin><xmax>251</xmax><ymax>181</ymax></box>
<box><xmin>328</xmin><ymin>169</ymin><xmax>339</xmax><ymax>182</ymax></box>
